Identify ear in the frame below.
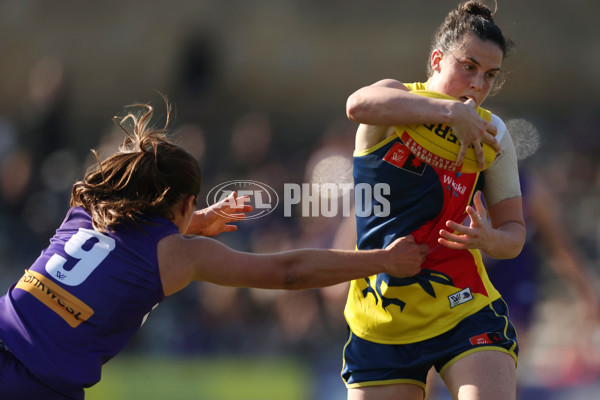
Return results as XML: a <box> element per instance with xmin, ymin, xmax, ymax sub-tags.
<box><xmin>431</xmin><ymin>49</ymin><xmax>443</xmax><ymax>73</ymax></box>
<box><xmin>181</xmin><ymin>194</ymin><xmax>196</xmax><ymax>216</ymax></box>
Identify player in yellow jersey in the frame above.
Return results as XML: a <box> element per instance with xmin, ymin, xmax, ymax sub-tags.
<box><xmin>342</xmin><ymin>2</ymin><xmax>525</xmax><ymax>399</ymax></box>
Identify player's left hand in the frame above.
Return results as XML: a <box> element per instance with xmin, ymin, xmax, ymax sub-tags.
<box><xmin>186</xmin><ymin>191</ymin><xmax>253</xmax><ymax>237</ymax></box>
<box><xmin>438</xmin><ymin>190</ymin><xmax>492</xmax><ymax>250</ymax></box>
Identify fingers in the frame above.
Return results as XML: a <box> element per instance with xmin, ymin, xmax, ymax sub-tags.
<box><xmin>472</xmin><ymin>142</ymin><xmax>485</xmax><ymax>170</ymax></box>
<box><xmin>467</xmin><ymin>191</ymin><xmax>487</xmax><ymax>225</ymax></box>
<box><xmin>438</xmin><ymin>192</ymin><xmax>490</xmax><ymax>251</ymax></box>
<box><xmin>217</xmin><ymin>195</ymin><xmax>253</xmax><ymax>213</ymax></box>
<box><xmin>453</xmin><ymin>102</ymin><xmax>501</xmax><ymax>168</ymax></box>
<box><xmin>437</xmin><ymin>236</ymin><xmax>467</xmax><ymax>250</ymax></box>
<box><xmin>455</xmin><ymin>144</ymin><xmax>468</xmax><ymax>168</ymax></box>
<box><xmin>438</xmin><ymin>222</ymin><xmax>473</xmax><ymax>249</ymax></box>
<box><xmin>484</xmin><ymin>122</ymin><xmax>501</xmax><ymax>153</ymax></box>
<box><xmin>471</xmin><ymin>190</ymin><xmax>485</xmax><ymax>213</ymax></box>
<box><xmin>226</xmin><ymin>213</ymin><xmax>249</xmax><ymax>221</ymax></box>
<box><xmin>444</xmin><ymin>219</ymin><xmax>468</xmax><ymax>234</ymax></box>
<box><xmin>389</xmin><ymin>235</ymin><xmax>427</xmax><ymax>252</ymax></box>
<box><xmin>389</xmin><ymin>234</ymin><xmax>415</xmax><ymax>246</ymax></box>
<box><xmin>485</xmin><ymin>121</ymin><xmax>498</xmax><ymax>136</ymax></box>
<box><xmin>464</xmin><ymin>98</ymin><xmax>477</xmax><ymax>109</ymax></box>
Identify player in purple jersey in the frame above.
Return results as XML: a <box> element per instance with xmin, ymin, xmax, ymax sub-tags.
<box><xmin>0</xmin><ymin>97</ymin><xmax>429</xmax><ymax>400</ymax></box>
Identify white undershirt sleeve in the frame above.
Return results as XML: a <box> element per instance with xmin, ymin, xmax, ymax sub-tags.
<box><xmin>482</xmin><ymin>115</ymin><xmax>521</xmax><ymax>206</ymax></box>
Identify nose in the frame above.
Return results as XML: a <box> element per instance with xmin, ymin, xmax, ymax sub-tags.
<box><xmin>470</xmin><ymin>73</ymin><xmax>484</xmax><ymax>91</ymax></box>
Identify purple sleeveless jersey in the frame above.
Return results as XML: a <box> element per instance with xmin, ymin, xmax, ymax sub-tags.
<box><xmin>0</xmin><ymin>207</ymin><xmax>180</xmax><ymax>397</ymax></box>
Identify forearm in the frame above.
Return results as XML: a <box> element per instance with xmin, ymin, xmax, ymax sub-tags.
<box><xmin>346</xmin><ymin>85</ymin><xmax>456</xmax><ymax>127</ymax></box>
<box><xmin>277</xmin><ymin>248</ymin><xmax>388</xmax><ymax>290</ymax></box>
<box><xmin>186</xmin><ymin>241</ymin><xmax>388</xmax><ymax>291</ymax></box>
<box><xmin>481</xmin><ymin>221</ymin><xmax>526</xmax><ymax>259</ymax></box>
<box><xmin>181</xmin><ymin>235</ymin><xmax>423</xmax><ymax>291</ymax></box>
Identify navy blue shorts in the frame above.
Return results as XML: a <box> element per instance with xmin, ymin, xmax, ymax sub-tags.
<box><xmin>341</xmin><ymin>298</ymin><xmax>518</xmax><ymax>390</ymax></box>
<box><xmin>0</xmin><ymin>342</ymin><xmax>81</xmax><ymax>400</ymax></box>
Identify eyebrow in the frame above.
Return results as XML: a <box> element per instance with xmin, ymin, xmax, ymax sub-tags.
<box><xmin>461</xmin><ymin>56</ymin><xmax>501</xmax><ymax>72</ymax></box>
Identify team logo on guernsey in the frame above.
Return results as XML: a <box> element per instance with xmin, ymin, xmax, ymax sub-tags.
<box><xmin>383</xmin><ymin>142</ymin><xmax>426</xmax><ymax>175</ymax></box>
<box><xmin>362</xmin><ymin>269</ymin><xmax>455</xmax><ymax>311</ymax></box>
<box><xmin>448</xmin><ymin>287</ymin><xmax>473</xmax><ymax>308</ymax></box>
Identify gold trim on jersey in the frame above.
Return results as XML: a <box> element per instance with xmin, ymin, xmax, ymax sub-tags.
<box><xmin>353</xmin><ymin>134</ymin><xmax>398</xmax><ymax>157</ymax></box>
<box><xmin>15</xmin><ymin>269</ymin><xmax>94</xmax><ymax>328</ymax></box>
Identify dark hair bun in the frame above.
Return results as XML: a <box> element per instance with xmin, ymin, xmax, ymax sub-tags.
<box><xmin>459</xmin><ymin>0</ymin><xmax>494</xmax><ymax>23</ymax></box>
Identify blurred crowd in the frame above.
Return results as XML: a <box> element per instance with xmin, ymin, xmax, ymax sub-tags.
<box><xmin>2</xmin><ymin>5</ymin><xmax>600</xmax><ymax>398</ymax></box>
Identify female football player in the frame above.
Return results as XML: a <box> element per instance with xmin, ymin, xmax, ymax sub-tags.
<box><xmin>342</xmin><ymin>1</ymin><xmax>525</xmax><ymax>399</ymax></box>
<box><xmin>0</xmin><ymin>98</ymin><xmax>428</xmax><ymax>399</ymax></box>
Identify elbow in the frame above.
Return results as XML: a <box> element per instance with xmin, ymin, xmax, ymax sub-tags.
<box><xmin>503</xmin><ymin>242</ymin><xmax>525</xmax><ymax>260</ymax></box>
<box><xmin>510</xmin><ymin>223</ymin><xmax>527</xmax><ymax>258</ymax></box>
<box><xmin>346</xmin><ymin>92</ymin><xmax>370</xmax><ymax>123</ymax></box>
<box><xmin>492</xmin><ymin>223</ymin><xmax>527</xmax><ymax>260</ymax></box>
<box><xmin>346</xmin><ymin>95</ymin><xmax>360</xmax><ymax>122</ymax></box>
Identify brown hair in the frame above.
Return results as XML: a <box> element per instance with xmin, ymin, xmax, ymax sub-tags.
<box><xmin>427</xmin><ymin>1</ymin><xmax>514</xmax><ymax>78</ymax></box>
<box><xmin>71</xmin><ymin>96</ymin><xmax>202</xmax><ymax>232</ymax></box>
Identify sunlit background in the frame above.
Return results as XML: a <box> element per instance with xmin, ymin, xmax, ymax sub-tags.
<box><xmin>1</xmin><ymin>1</ymin><xmax>599</xmax><ymax>399</ymax></box>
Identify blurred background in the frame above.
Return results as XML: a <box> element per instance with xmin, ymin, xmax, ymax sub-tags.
<box><xmin>1</xmin><ymin>0</ymin><xmax>599</xmax><ymax>399</ymax></box>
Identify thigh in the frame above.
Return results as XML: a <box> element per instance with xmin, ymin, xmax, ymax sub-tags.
<box><xmin>348</xmin><ymin>383</ymin><xmax>424</xmax><ymax>400</ymax></box>
<box><xmin>341</xmin><ymin>329</ymin><xmax>431</xmax><ymax>390</ymax></box>
<box><xmin>441</xmin><ymin>350</ymin><xmax>516</xmax><ymax>400</ymax></box>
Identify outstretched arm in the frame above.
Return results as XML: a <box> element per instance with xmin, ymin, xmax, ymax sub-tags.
<box><xmin>159</xmin><ymin>234</ymin><xmax>429</xmax><ymax>296</ymax></box>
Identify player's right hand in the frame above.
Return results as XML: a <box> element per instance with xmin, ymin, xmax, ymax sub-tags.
<box><xmin>450</xmin><ymin>99</ymin><xmax>500</xmax><ymax>169</ymax></box>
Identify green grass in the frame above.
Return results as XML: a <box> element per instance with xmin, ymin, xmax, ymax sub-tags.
<box><xmin>85</xmin><ymin>355</ymin><xmax>310</xmax><ymax>400</ymax></box>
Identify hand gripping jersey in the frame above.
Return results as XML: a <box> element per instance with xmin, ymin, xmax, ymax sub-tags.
<box><xmin>0</xmin><ymin>207</ymin><xmax>179</xmax><ymax>396</ymax></box>
<box><xmin>344</xmin><ymin>82</ymin><xmax>510</xmax><ymax>344</ymax></box>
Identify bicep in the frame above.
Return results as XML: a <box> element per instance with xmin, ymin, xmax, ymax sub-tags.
<box><xmin>372</xmin><ymin>79</ymin><xmax>410</xmax><ymax>90</ymax></box>
<box><xmin>159</xmin><ymin>235</ymin><xmax>286</xmax><ymax>296</ymax></box>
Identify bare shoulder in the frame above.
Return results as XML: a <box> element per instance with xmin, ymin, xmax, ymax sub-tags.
<box><xmin>157</xmin><ymin>233</ymin><xmax>220</xmax><ymax>296</ymax></box>
<box><xmin>157</xmin><ymin>234</ymin><xmax>191</xmax><ymax>296</ymax></box>
<box><xmin>157</xmin><ymin>234</ymin><xmax>244</xmax><ymax>296</ymax></box>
